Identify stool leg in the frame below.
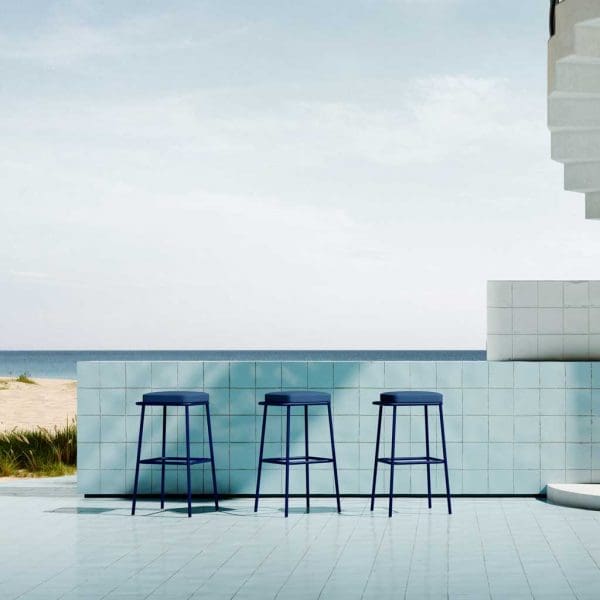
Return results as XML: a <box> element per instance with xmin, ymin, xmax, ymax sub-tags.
<box><xmin>160</xmin><ymin>405</ymin><xmax>167</xmax><ymax>510</ymax></box>
<box><xmin>327</xmin><ymin>403</ymin><xmax>341</xmax><ymax>513</ymax></box>
<box><xmin>254</xmin><ymin>404</ymin><xmax>268</xmax><ymax>512</ymax></box>
<box><xmin>185</xmin><ymin>405</ymin><xmax>192</xmax><ymax>518</ymax></box>
<box><xmin>205</xmin><ymin>403</ymin><xmax>219</xmax><ymax>510</ymax></box>
<box><xmin>388</xmin><ymin>405</ymin><xmax>397</xmax><ymax>518</ymax></box>
<box><xmin>284</xmin><ymin>405</ymin><xmax>291</xmax><ymax>518</ymax></box>
<box><xmin>424</xmin><ymin>405</ymin><xmax>432</xmax><ymax>509</ymax></box>
<box><xmin>131</xmin><ymin>404</ymin><xmax>146</xmax><ymax>515</ymax></box>
<box><xmin>439</xmin><ymin>404</ymin><xmax>452</xmax><ymax>514</ymax></box>
<box><xmin>370</xmin><ymin>405</ymin><xmax>383</xmax><ymax>511</ymax></box>
<box><xmin>304</xmin><ymin>404</ymin><xmax>310</xmax><ymax>513</ymax></box>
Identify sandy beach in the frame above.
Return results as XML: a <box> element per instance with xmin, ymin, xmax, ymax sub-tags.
<box><xmin>0</xmin><ymin>378</ymin><xmax>76</xmax><ymax>432</ymax></box>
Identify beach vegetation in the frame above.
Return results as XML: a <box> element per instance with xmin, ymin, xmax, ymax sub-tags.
<box><xmin>0</xmin><ymin>421</ymin><xmax>76</xmax><ymax>477</ymax></box>
<box><xmin>16</xmin><ymin>373</ymin><xmax>36</xmax><ymax>384</ymax></box>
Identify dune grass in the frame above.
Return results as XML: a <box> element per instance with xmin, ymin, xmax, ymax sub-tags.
<box><xmin>0</xmin><ymin>421</ymin><xmax>76</xmax><ymax>477</ymax></box>
<box><xmin>15</xmin><ymin>373</ymin><xmax>36</xmax><ymax>384</ymax></box>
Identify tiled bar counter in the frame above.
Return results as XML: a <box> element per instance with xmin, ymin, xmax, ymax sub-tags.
<box><xmin>77</xmin><ymin>361</ymin><xmax>600</xmax><ymax>496</ymax></box>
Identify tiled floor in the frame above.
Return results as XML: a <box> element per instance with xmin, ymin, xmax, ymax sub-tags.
<box><xmin>1</xmin><ymin>479</ymin><xmax>600</xmax><ymax>599</ymax></box>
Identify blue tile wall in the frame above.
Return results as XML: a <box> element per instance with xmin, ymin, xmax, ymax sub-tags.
<box><xmin>463</xmin><ymin>362</ymin><xmax>488</xmax><ymax>388</ymax></box>
<box><xmin>489</xmin><ymin>362</ymin><xmax>514</xmax><ymax>388</ymax></box>
<box><xmin>384</xmin><ymin>362</ymin><xmax>409</xmax><ymax>387</ymax></box>
<box><xmin>125</xmin><ymin>362</ymin><xmax>152</xmax><ymax>388</ymax></box>
<box><xmin>178</xmin><ymin>362</ymin><xmax>204</xmax><ymax>388</ymax></box>
<box><xmin>514</xmin><ymin>363</ymin><xmax>539</xmax><ymax>388</ymax></box>
<box><xmin>151</xmin><ymin>362</ymin><xmax>178</xmax><ymax>388</ymax></box>
<box><xmin>566</xmin><ymin>363</ymin><xmax>591</xmax><ymax>388</ymax></box>
<box><xmin>99</xmin><ymin>389</ymin><xmax>126</xmax><ymax>415</ymax></box>
<box><xmin>204</xmin><ymin>362</ymin><xmax>229</xmax><ymax>388</ymax></box>
<box><xmin>489</xmin><ymin>389</ymin><xmax>514</xmax><ymax>415</ymax></box>
<box><xmin>256</xmin><ymin>362</ymin><xmax>281</xmax><ymax>388</ymax></box>
<box><xmin>99</xmin><ymin>362</ymin><xmax>125</xmax><ymax>388</ymax></box>
<box><xmin>436</xmin><ymin>362</ymin><xmax>462</xmax><ymax>388</ymax></box>
<box><xmin>77</xmin><ymin>361</ymin><xmax>600</xmax><ymax>496</ymax></box>
<box><xmin>359</xmin><ymin>362</ymin><xmax>384</xmax><ymax>388</ymax></box>
<box><xmin>308</xmin><ymin>362</ymin><xmax>333</xmax><ymax>388</ymax></box>
<box><xmin>282</xmin><ymin>362</ymin><xmax>308</xmax><ymax>387</ymax></box>
<box><xmin>540</xmin><ymin>363</ymin><xmax>564</xmax><ymax>388</ymax></box>
<box><xmin>230</xmin><ymin>362</ymin><xmax>255</xmax><ymax>388</ymax></box>
<box><xmin>334</xmin><ymin>362</ymin><xmax>359</xmax><ymax>387</ymax></box>
<box><xmin>78</xmin><ymin>389</ymin><xmax>100</xmax><ymax>415</ymax></box>
<box><xmin>409</xmin><ymin>362</ymin><xmax>436</xmax><ymax>388</ymax></box>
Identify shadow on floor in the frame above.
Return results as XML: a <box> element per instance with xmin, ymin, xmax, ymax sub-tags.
<box><xmin>48</xmin><ymin>506</ymin><xmax>115</xmax><ymax>514</ymax></box>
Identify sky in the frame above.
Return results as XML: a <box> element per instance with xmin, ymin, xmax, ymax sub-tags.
<box><xmin>1</xmin><ymin>0</ymin><xmax>599</xmax><ymax>350</ymax></box>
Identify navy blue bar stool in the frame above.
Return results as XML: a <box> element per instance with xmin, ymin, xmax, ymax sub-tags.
<box><xmin>254</xmin><ymin>391</ymin><xmax>341</xmax><ymax>517</ymax></box>
<box><xmin>131</xmin><ymin>391</ymin><xmax>219</xmax><ymax>517</ymax></box>
<box><xmin>370</xmin><ymin>391</ymin><xmax>451</xmax><ymax>516</ymax></box>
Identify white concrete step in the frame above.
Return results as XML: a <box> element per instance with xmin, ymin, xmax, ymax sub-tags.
<box><xmin>551</xmin><ymin>128</ymin><xmax>600</xmax><ymax>162</ymax></box>
<box><xmin>549</xmin><ymin>1</ymin><xmax>600</xmax><ymax>69</ymax></box>
<box><xmin>548</xmin><ymin>92</ymin><xmax>600</xmax><ymax>128</ymax></box>
<box><xmin>564</xmin><ymin>160</ymin><xmax>600</xmax><ymax>192</ymax></box>
<box><xmin>548</xmin><ymin>92</ymin><xmax>600</xmax><ymax>129</ymax></box>
<box><xmin>575</xmin><ymin>18</ymin><xmax>600</xmax><ymax>58</ymax></box>
<box><xmin>586</xmin><ymin>192</ymin><xmax>600</xmax><ymax>218</ymax></box>
<box><xmin>548</xmin><ymin>4</ymin><xmax>600</xmax><ymax>220</ymax></box>
<box><xmin>555</xmin><ymin>56</ymin><xmax>600</xmax><ymax>94</ymax></box>
<box><xmin>547</xmin><ymin>483</ymin><xmax>600</xmax><ymax>510</ymax></box>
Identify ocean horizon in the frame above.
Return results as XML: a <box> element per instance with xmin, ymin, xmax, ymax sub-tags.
<box><xmin>0</xmin><ymin>350</ymin><xmax>486</xmax><ymax>379</ymax></box>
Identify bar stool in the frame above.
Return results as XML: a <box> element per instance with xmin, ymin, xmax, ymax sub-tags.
<box><xmin>370</xmin><ymin>391</ymin><xmax>451</xmax><ymax>516</ymax></box>
<box><xmin>254</xmin><ymin>391</ymin><xmax>341</xmax><ymax>517</ymax></box>
<box><xmin>131</xmin><ymin>391</ymin><xmax>219</xmax><ymax>517</ymax></box>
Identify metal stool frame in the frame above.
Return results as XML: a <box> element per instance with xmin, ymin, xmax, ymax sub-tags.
<box><xmin>254</xmin><ymin>398</ymin><xmax>341</xmax><ymax>517</ymax></box>
<box><xmin>370</xmin><ymin>399</ymin><xmax>451</xmax><ymax>517</ymax></box>
<box><xmin>131</xmin><ymin>399</ymin><xmax>218</xmax><ymax>517</ymax></box>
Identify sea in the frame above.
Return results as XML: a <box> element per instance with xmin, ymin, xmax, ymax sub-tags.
<box><xmin>0</xmin><ymin>350</ymin><xmax>486</xmax><ymax>379</ymax></box>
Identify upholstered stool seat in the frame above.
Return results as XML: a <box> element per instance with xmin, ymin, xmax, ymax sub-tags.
<box><xmin>379</xmin><ymin>391</ymin><xmax>442</xmax><ymax>405</ymax></box>
<box><xmin>263</xmin><ymin>391</ymin><xmax>331</xmax><ymax>405</ymax></box>
<box><xmin>140</xmin><ymin>391</ymin><xmax>209</xmax><ymax>405</ymax></box>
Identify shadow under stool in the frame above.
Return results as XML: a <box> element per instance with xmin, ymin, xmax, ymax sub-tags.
<box><xmin>370</xmin><ymin>391</ymin><xmax>452</xmax><ymax>517</ymax></box>
<box><xmin>131</xmin><ymin>391</ymin><xmax>219</xmax><ymax>517</ymax></box>
<box><xmin>254</xmin><ymin>391</ymin><xmax>341</xmax><ymax>517</ymax></box>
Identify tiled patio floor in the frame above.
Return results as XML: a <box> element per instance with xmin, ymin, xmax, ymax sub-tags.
<box><xmin>1</xmin><ymin>478</ymin><xmax>600</xmax><ymax>599</ymax></box>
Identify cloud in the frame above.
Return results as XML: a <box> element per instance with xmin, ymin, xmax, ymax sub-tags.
<box><xmin>0</xmin><ymin>20</ymin><xmax>589</xmax><ymax>350</ymax></box>
<box><xmin>0</xmin><ymin>14</ymin><xmax>249</xmax><ymax>67</ymax></box>
<box><xmin>8</xmin><ymin>271</ymin><xmax>52</xmax><ymax>280</ymax></box>
<box><xmin>0</xmin><ymin>73</ymin><xmax>545</xmax><ymax>208</ymax></box>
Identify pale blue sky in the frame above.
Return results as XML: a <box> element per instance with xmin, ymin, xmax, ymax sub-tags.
<box><xmin>2</xmin><ymin>1</ymin><xmax>598</xmax><ymax>350</ymax></box>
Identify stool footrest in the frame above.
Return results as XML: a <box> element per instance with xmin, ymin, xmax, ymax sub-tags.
<box><xmin>139</xmin><ymin>456</ymin><xmax>212</xmax><ymax>466</ymax></box>
<box><xmin>378</xmin><ymin>456</ymin><xmax>445</xmax><ymax>466</ymax></box>
<box><xmin>262</xmin><ymin>455</ymin><xmax>334</xmax><ymax>466</ymax></box>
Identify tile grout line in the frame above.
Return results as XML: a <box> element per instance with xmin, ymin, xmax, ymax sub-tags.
<box><xmin>358</xmin><ymin>507</ymin><xmax>391</xmax><ymax>599</ymax></box>
<box><xmin>229</xmin><ymin>507</ymin><xmax>315</xmax><ymax>599</ymax></box>
<box><xmin>559</xmin><ymin>508</ymin><xmax>600</xmax><ymax>572</ymax></box>
<box><xmin>502</xmin><ymin>500</ymin><xmax>572</xmax><ymax>599</ymax></box>
<box><xmin>315</xmin><ymin>508</ymin><xmax>366</xmax><ymax>599</ymax></box>
<box><xmin>474</xmin><ymin>505</ymin><xmax>498</xmax><ymax>600</ymax></box>
<box><xmin>92</xmin><ymin>512</ymin><xmax>237</xmax><ymax>600</ymax></box>
<box><xmin>273</xmin><ymin>508</ymin><xmax>341</xmax><ymax>599</ymax></box>
<box><xmin>402</xmin><ymin>509</ymin><xmax>421</xmax><ymax>600</ymax></box>
<box><xmin>501</xmin><ymin>500</ymin><xmax>537</xmax><ymax>599</ymax></box>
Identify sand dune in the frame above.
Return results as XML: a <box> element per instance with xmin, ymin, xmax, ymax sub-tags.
<box><xmin>0</xmin><ymin>378</ymin><xmax>76</xmax><ymax>432</ymax></box>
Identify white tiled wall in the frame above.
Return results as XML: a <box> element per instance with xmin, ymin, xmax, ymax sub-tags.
<box><xmin>487</xmin><ymin>281</ymin><xmax>600</xmax><ymax>360</ymax></box>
